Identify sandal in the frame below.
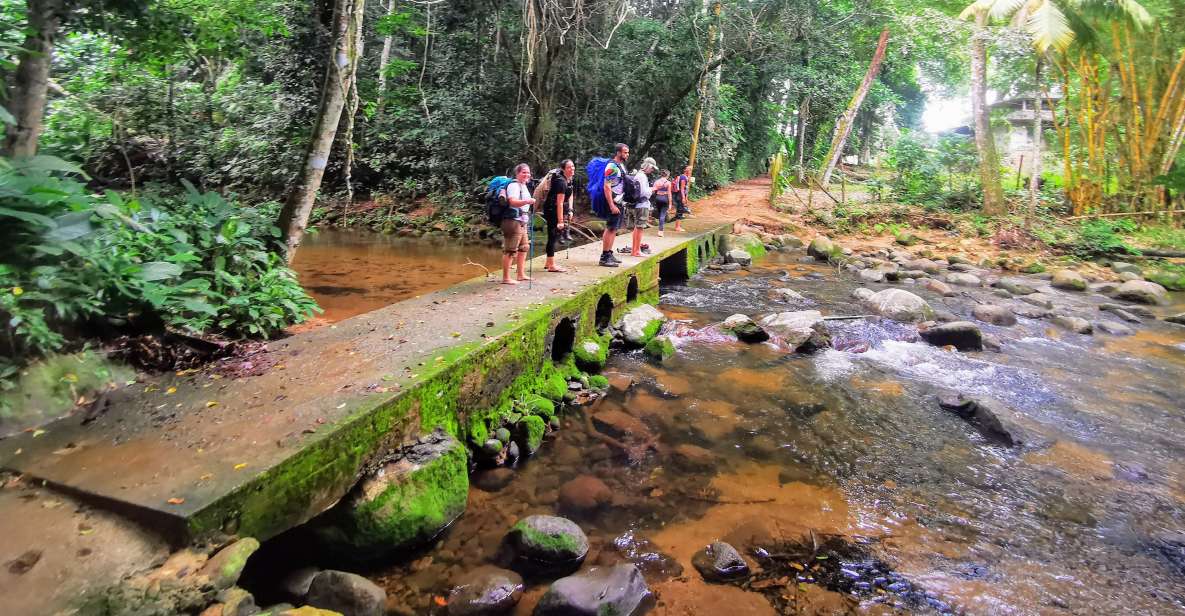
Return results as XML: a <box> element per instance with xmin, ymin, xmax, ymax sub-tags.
<box><xmin>547</xmin><ymin>266</ymin><xmax>568</xmax><ymax>273</ymax></box>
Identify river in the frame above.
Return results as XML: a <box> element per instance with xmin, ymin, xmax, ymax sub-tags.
<box><xmin>367</xmin><ymin>250</ymin><xmax>1185</xmax><ymax>615</ymax></box>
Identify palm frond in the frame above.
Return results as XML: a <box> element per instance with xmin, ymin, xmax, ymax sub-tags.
<box><xmin>989</xmin><ymin>0</ymin><xmax>1029</xmax><ymax>21</ymax></box>
<box><xmin>1027</xmin><ymin>0</ymin><xmax>1074</xmax><ymax>51</ymax></box>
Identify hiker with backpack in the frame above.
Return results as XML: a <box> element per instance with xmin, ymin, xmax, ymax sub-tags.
<box><xmin>652</xmin><ymin>169</ymin><xmax>673</xmax><ymax>237</ymax></box>
<box><xmin>500</xmin><ymin>163</ymin><xmax>535</xmax><ymax>285</ymax></box>
<box><xmin>625</xmin><ymin>157</ymin><xmax>657</xmax><ymax>257</ymax></box>
<box><xmin>586</xmin><ymin>143</ymin><xmax>632</xmax><ymax>268</ymax></box>
<box><xmin>536</xmin><ymin>159</ymin><xmax>574</xmax><ymax>273</ymax></box>
<box><xmin>674</xmin><ymin>165</ymin><xmax>692</xmax><ymax>223</ymax></box>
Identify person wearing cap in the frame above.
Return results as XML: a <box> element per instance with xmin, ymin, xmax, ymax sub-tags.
<box><xmin>627</xmin><ymin>157</ymin><xmax>657</xmax><ymax>257</ymax></box>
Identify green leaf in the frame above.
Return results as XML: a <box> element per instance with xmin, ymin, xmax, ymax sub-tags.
<box><xmin>0</xmin><ymin>104</ymin><xmax>14</xmax><ymax>125</ymax></box>
<box><xmin>0</xmin><ymin>206</ymin><xmax>56</xmax><ymax>227</ymax></box>
<box><xmin>182</xmin><ymin>298</ymin><xmax>219</xmax><ymax>316</ymax></box>
<box><xmin>138</xmin><ymin>261</ymin><xmax>184</xmax><ymax>281</ymax></box>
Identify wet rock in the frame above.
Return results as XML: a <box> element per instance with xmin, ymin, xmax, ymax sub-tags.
<box><xmin>691</xmin><ymin>541</ymin><xmax>750</xmax><ymax>582</ymax></box>
<box><xmin>779</xmin><ymin>235</ymin><xmax>804</xmax><ymax>249</ymax></box>
<box><xmin>862</xmin><ymin>289</ymin><xmax>934</xmax><ymax>323</ymax></box>
<box><xmin>858</xmin><ymin>269</ymin><xmax>885</xmax><ymax>283</ymax></box>
<box><xmin>619</xmin><ymin>305</ymin><xmax>668</xmax><ymax>346</ymax></box>
<box><xmin>759</xmin><ymin>310</ymin><xmax>831</xmax><ymax>351</ymax></box>
<box><xmin>933</xmin><ymin>309</ymin><xmax>960</xmax><ymax>323</ymax></box>
<box><xmin>944</xmin><ymin>272</ymin><xmax>982</xmax><ymax>287</ymax></box>
<box><xmin>947</xmin><ymin>255</ymin><xmax>972</xmax><ymax>265</ymax></box>
<box><xmin>918</xmin><ymin>322</ymin><xmax>983</xmax><ymax>352</ymax></box>
<box><xmin>725</xmin><ymin>250</ymin><xmax>752</xmax><ymax>266</ymax></box>
<box><xmin>643</xmin><ymin>335</ymin><xmax>676</xmax><ymax>362</ymax></box>
<box><xmin>305</xmin><ymin>570</ymin><xmax>386</xmax><ymax>616</ymax></box>
<box><xmin>216</xmin><ymin>587</ymin><xmax>257</xmax><ymax>616</ymax></box>
<box><xmin>606</xmin><ymin>373</ymin><xmax>634</xmax><ymax>393</ymax></box>
<box><xmin>722</xmin><ymin>314</ymin><xmax>770</xmax><ymax>343</ymax></box>
<box><xmin>1020</xmin><ymin>293</ymin><xmax>1055</xmax><ymax>309</ymax></box>
<box><xmin>851</xmin><ymin>288</ymin><xmax>875</xmax><ymax>302</ymax></box>
<box><xmin>807</xmin><ymin>236</ymin><xmax>840</xmax><ymax>261</ymax></box>
<box><xmin>1011</xmin><ymin>305</ymin><xmax>1049</xmax><ymax>319</ymax></box>
<box><xmin>1118</xmin><ymin>271</ymin><xmax>1142</xmax><ymax>282</ymax></box>
<box><xmin>721</xmin><ymin>263</ymin><xmax>742</xmax><ymax>272</ymax></box>
<box><xmin>574</xmin><ymin>339</ymin><xmax>607</xmax><ymax>372</ymax></box>
<box><xmin>506</xmin><ymin>515</ymin><xmax>589</xmax><ymax>570</ymax></box>
<box><xmin>669</xmin><ymin>444</ymin><xmax>716</xmax><ymax>471</ymax></box>
<box><xmin>447</xmin><ymin>566</ymin><xmax>523</xmax><ymax>616</ymax></box>
<box><xmin>1112</xmin><ymin>280</ymin><xmax>1169</xmax><ymax>305</ymax></box>
<box><xmin>320</xmin><ymin>429</ymin><xmax>467</xmax><ymax>559</ymax></box>
<box><xmin>994</xmin><ymin>278</ymin><xmax>1037</xmax><ymax>295</ymax></box>
<box><xmin>534</xmin><ymin>564</ymin><xmax>654</xmax><ymax>616</ymax></box>
<box><xmin>495</xmin><ymin>427</ymin><xmax>512</xmax><ymax>443</ymax></box>
<box><xmin>592</xmin><ymin>410</ymin><xmax>650</xmax><ymax>441</ymax></box>
<box><xmin>279</xmin><ymin>567</ymin><xmax>320</xmax><ymax>604</ymax></box>
<box><xmin>481</xmin><ymin>439</ymin><xmax>504</xmax><ymax>458</ymax></box>
<box><xmin>200</xmin><ymin>538</ymin><xmax>260</xmax><ymax>591</ymax></box>
<box><xmin>921</xmin><ymin>278</ymin><xmax>955</xmax><ymax>297</ymax></box>
<box><xmin>1089</xmin><ymin>281</ymin><xmax>1121</xmax><ymax>295</ymax></box>
<box><xmin>1152</xmin><ymin>532</ymin><xmax>1185</xmax><ymax>575</ymax></box>
<box><xmin>505</xmin><ymin>442</ymin><xmax>521</xmax><ymax>464</ymax></box>
<box><xmin>558</xmin><ymin>476</ymin><xmax>613</xmax><ymax>515</ymax></box>
<box><xmin>1051</xmin><ymin>315</ymin><xmax>1092</xmax><ymax>334</ymax></box>
<box><xmin>516</xmin><ymin>415</ymin><xmax>546</xmax><ymax>456</ymax></box>
<box><xmin>991</xmin><ymin>288</ymin><xmax>1012</xmax><ymax>299</ymax></box>
<box><xmin>972</xmin><ymin>304</ymin><xmax>1017</xmax><ymax>327</ymax></box>
<box><xmin>903</xmin><ymin>258</ymin><xmax>941</xmax><ymax>275</ymax></box>
<box><xmin>1111</xmin><ymin>261</ymin><xmax>1142</xmax><ymax>276</ymax></box>
<box><xmin>1095</xmin><ymin>320</ymin><xmax>1134</xmax><ymax>336</ymax></box>
<box><xmin>937</xmin><ymin>394</ymin><xmax>1021</xmax><ymax>447</ymax></box>
<box><xmin>772</xmin><ymin>288</ymin><xmax>807</xmax><ymax>303</ymax></box>
<box><xmin>474</xmin><ymin>468</ymin><xmax>516</xmax><ymax>492</ymax></box>
<box><xmin>982</xmin><ymin>333</ymin><xmax>1003</xmax><ymax>352</ymax></box>
<box><xmin>1051</xmin><ymin>269</ymin><xmax>1088</xmax><ymax>291</ymax></box>
<box><xmin>1166</xmin><ymin>314</ymin><xmax>1185</xmax><ymax>326</ymax></box>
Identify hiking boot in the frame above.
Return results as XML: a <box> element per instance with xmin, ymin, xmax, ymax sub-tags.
<box><xmin>599</xmin><ymin>254</ymin><xmax>620</xmax><ymax>267</ymax></box>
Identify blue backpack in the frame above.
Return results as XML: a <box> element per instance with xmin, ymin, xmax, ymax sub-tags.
<box><xmin>484</xmin><ymin>176</ymin><xmax>514</xmax><ymax>226</ymax></box>
<box><xmin>585</xmin><ymin>158</ymin><xmax>622</xmax><ymax>219</ymax></box>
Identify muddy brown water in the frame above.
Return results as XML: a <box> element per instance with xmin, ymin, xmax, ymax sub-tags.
<box><xmin>290</xmin><ymin>229</ymin><xmax>504</xmax><ymax>323</ymax></box>
<box><xmin>280</xmin><ymin>249</ymin><xmax>1185</xmax><ymax>614</ymax></box>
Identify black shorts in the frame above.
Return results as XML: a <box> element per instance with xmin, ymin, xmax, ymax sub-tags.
<box><xmin>604</xmin><ymin>209</ymin><xmax>623</xmax><ymax>231</ymax></box>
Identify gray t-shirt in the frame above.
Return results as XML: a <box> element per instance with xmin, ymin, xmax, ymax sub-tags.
<box><xmin>632</xmin><ymin>170</ymin><xmax>652</xmax><ymax>208</ymax></box>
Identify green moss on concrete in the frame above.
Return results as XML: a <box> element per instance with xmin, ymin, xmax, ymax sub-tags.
<box><xmin>1</xmin><ymin>351</ymin><xmax>133</xmax><ymax>433</ymax></box>
<box><xmin>519</xmin><ymin>415</ymin><xmax>546</xmax><ymax>455</ymax></box>
<box><xmin>588</xmin><ymin>375</ymin><xmax>609</xmax><ymax>389</ymax></box>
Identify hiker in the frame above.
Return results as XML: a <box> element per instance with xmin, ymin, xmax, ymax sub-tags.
<box><xmin>626</xmin><ymin>157</ymin><xmax>657</xmax><ymax>256</ymax></box>
<box><xmin>673</xmin><ymin>165</ymin><xmax>692</xmax><ymax>225</ymax></box>
<box><xmin>598</xmin><ymin>143</ymin><xmax>631</xmax><ymax>267</ymax></box>
<box><xmin>542</xmin><ymin>159</ymin><xmax>574</xmax><ymax>273</ymax></box>
<box><xmin>652</xmin><ymin>169</ymin><xmax>673</xmax><ymax>237</ymax></box>
<box><xmin>501</xmin><ymin>163</ymin><xmax>534</xmax><ymax>285</ymax></box>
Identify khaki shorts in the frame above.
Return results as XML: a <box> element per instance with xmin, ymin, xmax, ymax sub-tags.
<box><xmin>627</xmin><ymin>206</ymin><xmax>650</xmax><ymax>230</ymax></box>
<box><xmin>501</xmin><ymin>219</ymin><xmax>529</xmax><ymax>254</ymax></box>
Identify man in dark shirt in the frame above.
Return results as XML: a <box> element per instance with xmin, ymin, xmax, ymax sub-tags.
<box><xmin>543</xmin><ymin>159</ymin><xmax>575</xmax><ymax>273</ymax></box>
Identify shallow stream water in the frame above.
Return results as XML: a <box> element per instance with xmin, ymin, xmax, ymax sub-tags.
<box><xmin>367</xmin><ymin>251</ymin><xmax>1185</xmax><ymax>614</ymax></box>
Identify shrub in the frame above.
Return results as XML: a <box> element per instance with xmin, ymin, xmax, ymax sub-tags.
<box><xmin>1066</xmin><ymin>219</ymin><xmax>1137</xmax><ymax>259</ymax></box>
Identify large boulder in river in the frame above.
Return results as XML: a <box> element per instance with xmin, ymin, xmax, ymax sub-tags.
<box><xmin>619</xmin><ymin>304</ymin><xmax>667</xmax><ymax>346</ymax></box>
<box><xmin>919</xmin><ymin>322</ymin><xmax>983</xmax><ymax>352</ymax></box>
<box><xmin>1112</xmin><ymin>280</ymin><xmax>1169</xmax><ymax>305</ymax></box>
<box><xmin>937</xmin><ymin>393</ymin><xmax>1021</xmax><ymax>447</ymax></box>
<box><xmin>1051</xmin><ymin>269</ymin><xmax>1088</xmax><ymax>291</ymax></box>
<box><xmin>759</xmin><ymin>310</ymin><xmax>831</xmax><ymax>351</ymax></box>
<box><xmin>506</xmin><ymin>515</ymin><xmax>589</xmax><ymax>573</ymax></box>
<box><xmin>861</xmin><ymin>289</ymin><xmax>933</xmax><ymax>323</ymax></box>
<box><xmin>807</xmin><ymin>236</ymin><xmax>840</xmax><ymax>261</ymax></box>
<box><xmin>725</xmin><ymin>249</ymin><xmax>752</xmax><ymax>266</ymax></box>
<box><xmin>722</xmin><ymin>314</ymin><xmax>769</xmax><ymax>343</ymax></box>
<box><xmin>534</xmin><ymin>564</ymin><xmax>654</xmax><ymax>616</ymax></box>
<box><xmin>448</xmin><ymin>566</ymin><xmax>524</xmax><ymax>616</ymax></box>
<box><xmin>317</xmin><ymin>429</ymin><xmax>467</xmax><ymax>559</ymax></box>
<box><xmin>305</xmin><ymin>570</ymin><xmax>387</xmax><ymax>616</ymax></box>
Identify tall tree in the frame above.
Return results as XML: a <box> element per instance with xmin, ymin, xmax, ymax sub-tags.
<box><xmin>961</xmin><ymin>6</ymin><xmax>1007</xmax><ymax>214</ymax></box>
<box><xmin>817</xmin><ymin>28</ymin><xmax>889</xmax><ymax>186</ymax></box>
<box><xmin>278</xmin><ymin>0</ymin><xmax>367</xmax><ymax>259</ymax></box>
<box><xmin>3</xmin><ymin>0</ymin><xmax>64</xmax><ymax>157</ymax></box>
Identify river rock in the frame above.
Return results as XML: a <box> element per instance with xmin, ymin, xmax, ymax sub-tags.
<box><xmin>922</xmin><ymin>278</ymin><xmax>955</xmax><ymax>297</ymax></box>
<box><xmin>972</xmin><ymin>304</ymin><xmax>1017</xmax><ymax>326</ymax></box>
<box><xmin>448</xmin><ymin>567</ymin><xmax>524</xmax><ymax>616</ymax></box>
<box><xmin>643</xmin><ymin>335</ymin><xmax>676</xmax><ymax>361</ymax></box>
<box><xmin>1111</xmin><ymin>261</ymin><xmax>1142</xmax><ymax>276</ymax></box>
<box><xmin>1051</xmin><ymin>269</ymin><xmax>1088</xmax><ymax>291</ymax></box>
<box><xmin>1011</xmin><ymin>304</ymin><xmax>1049</xmax><ymax>319</ymax></box>
<box><xmin>669</xmin><ymin>444</ymin><xmax>716</xmax><ymax>471</ymax></box>
<box><xmin>279</xmin><ymin>567</ymin><xmax>320</xmax><ymax>604</ymax></box>
<box><xmin>506</xmin><ymin>515</ymin><xmax>589</xmax><ymax>570</ymax></box>
<box><xmin>619</xmin><ymin>305</ymin><xmax>667</xmax><ymax>346</ymax></box>
<box><xmin>1020</xmin><ymin>293</ymin><xmax>1055</xmax><ymax>309</ymax></box>
<box><xmin>995</xmin><ymin>278</ymin><xmax>1037</xmax><ymax>295</ymax></box>
<box><xmin>1095</xmin><ymin>320</ymin><xmax>1134</xmax><ymax>336</ymax></box>
<box><xmin>320</xmin><ymin>429</ymin><xmax>467</xmax><ymax>559</ymax></box>
<box><xmin>945</xmin><ymin>272</ymin><xmax>982</xmax><ymax>287</ymax></box>
<box><xmin>937</xmin><ymin>394</ymin><xmax>1021</xmax><ymax>447</ymax></box>
<box><xmin>807</xmin><ymin>236</ymin><xmax>839</xmax><ymax>261</ymax></box>
<box><xmin>1118</xmin><ymin>271</ymin><xmax>1142</xmax><ymax>282</ymax></box>
<box><xmin>1051</xmin><ymin>315</ymin><xmax>1093</xmax><ymax>334</ymax></box>
<box><xmin>859</xmin><ymin>268</ymin><xmax>885</xmax><ymax>283</ymax></box>
<box><xmin>1167</xmin><ymin>314</ymin><xmax>1185</xmax><ymax>326</ymax></box>
<box><xmin>534</xmin><ymin>564</ymin><xmax>654</xmax><ymax>616</ymax></box>
<box><xmin>759</xmin><ymin>310</ymin><xmax>831</xmax><ymax>351</ymax></box>
<box><xmin>1112</xmin><ymin>280</ymin><xmax>1169</xmax><ymax>305</ymax></box>
<box><xmin>851</xmin><ymin>288</ymin><xmax>875</xmax><ymax>302</ymax></box>
<box><xmin>862</xmin><ymin>289</ymin><xmax>933</xmax><ymax>323</ymax></box>
<box><xmin>903</xmin><ymin>258</ymin><xmax>941</xmax><ymax>275</ymax></box>
<box><xmin>475</xmin><ymin>468</ymin><xmax>516</xmax><ymax>492</ymax></box>
<box><xmin>779</xmin><ymin>234</ymin><xmax>804</xmax><ymax>249</ymax></box>
<box><xmin>591</xmin><ymin>410</ymin><xmax>650</xmax><ymax>441</ymax></box>
<box><xmin>722</xmin><ymin>314</ymin><xmax>769</xmax><ymax>343</ymax></box>
<box><xmin>574</xmin><ymin>339</ymin><xmax>607</xmax><ymax>372</ymax></box>
<box><xmin>919</xmin><ymin>322</ymin><xmax>983</xmax><ymax>351</ymax></box>
<box><xmin>772</xmin><ymin>288</ymin><xmax>807</xmax><ymax>303</ymax></box>
<box><xmin>305</xmin><ymin>570</ymin><xmax>386</xmax><ymax>616</ymax></box>
<box><xmin>948</xmin><ymin>255</ymin><xmax>972</xmax><ymax>265</ymax></box>
<box><xmin>725</xmin><ymin>250</ymin><xmax>752</xmax><ymax>266</ymax></box>
<box><xmin>200</xmin><ymin>538</ymin><xmax>260</xmax><ymax>591</ymax></box>
<box><xmin>691</xmin><ymin>541</ymin><xmax>750</xmax><ymax>582</ymax></box>
<box><xmin>558</xmin><ymin>476</ymin><xmax>613</xmax><ymax>515</ymax></box>
<box><xmin>722</xmin><ymin>262</ymin><xmax>743</xmax><ymax>272</ymax></box>
<box><xmin>1089</xmin><ymin>281</ymin><xmax>1121</xmax><ymax>295</ymax></box>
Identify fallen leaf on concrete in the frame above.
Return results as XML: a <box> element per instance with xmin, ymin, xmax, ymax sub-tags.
<box><xmin>166</xmin><ymin>387</ymin><xmax>177</xmax><ymax>395</ymax></box>
<box><xmin>205</xmin><ymin>401</ymin><xmax>219</xmax><ymax>408</ymax></box>
<box><xmin>167</xmin><ymin>497</ymin><xmax>185</xmax><ymax>505</ymax></box>
<box><xmin>234</xmin><ymin>463</ymin><xmax>248</xmax><ymax>470</ymax></box>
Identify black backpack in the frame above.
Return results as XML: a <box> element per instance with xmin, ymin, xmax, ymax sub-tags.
<box><xmin>618</xmin><ymin>164</ymin><xmax>641</xmax><ymax>203</ymax></box>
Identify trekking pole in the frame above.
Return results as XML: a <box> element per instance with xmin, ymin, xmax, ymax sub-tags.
<box><xmin>527</xmin><ymin>209</ymin><xmax>534</xmax><ymax>290</ymax></box>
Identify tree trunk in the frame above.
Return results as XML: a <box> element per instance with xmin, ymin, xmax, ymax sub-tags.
<box><xmin>1029</xmin><ymin>56</ymin><xmax>1043</xmax><ymax>216</ymax></box>
<box><xmin>278</xmin><ymin>0</ymin><xmax>366</xmax><ymax>260</ymax></box>
<box><xmin>3</xmin><ymin>0</ymin><xmax>64</xmax><ymax>158</ymax></box>
<box><xmin>818</xmin><ymin>28</ymin><xmax>889</xmax><ymax>186</ymax></box>
<box><xmin>377</xmin><ymin>0</ymin><xmax>395</xmax><ymax>96</ymax></box>
<box><xmin>970</xmin><ymin>10</ymin><xmax>1006</xmax><ymax>215</ymax></box>
<box><xmin>688</xmin><ymin>0</ymin><xmax>722</xmax><ymax>174</ymax></box>
<box><xmin>794</xmin><ymin>94</ymin><xmax>810</xmax><ymax>184</ymax></box>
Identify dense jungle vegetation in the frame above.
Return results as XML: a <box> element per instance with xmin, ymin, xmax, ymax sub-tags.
<box><xmin>2</xmin><ymin>0</ymin><xmax>1184</xmax><ymax>388</ymax></box>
